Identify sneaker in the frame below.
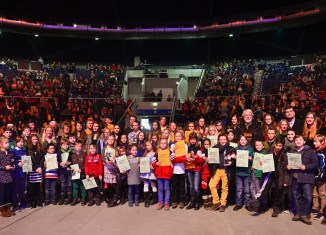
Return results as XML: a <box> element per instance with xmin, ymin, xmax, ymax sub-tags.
<box><xmin>292</xmin><ymin>214</ymin><xmax>301</xmax><ymax>221</ymax></box>
<box><xmin>164</xmin><ymin>204</ymin><xmax>170</xmax><ymax>211</ymax></box>
<box><xmin>13</xmin><ymin>207</ymin><xmax>21</xmax><ymax>213</ymax></box>
<box><xmin>272</xmin><ymin>211</ymin><xmax>279</xmax><ymax>217</ymax></box>
<box><xmin>321</xmin><ymin>218</ymin><xmax>326</xmax><ymax>224</ymax></box>
<box><xmin>211</xmin><ymin>203</ymin><xmax>222</xmax><ymax>211</ymax></box>
<box><xmin>219</xmin><ymin>205</ymin><xmax>226</xmax><ymax>212</ymax></box>
<box><xmin>81</xmin><ymin>199</ymin><xmax>87</xmax><ymax>206</ymax></box>
<box><xmin>171</xmin><ymin>203</ymin><xmax>178</xmax><ymax>209</ymax></box>
<box><xmin>178</xmin><ymin>202</ymin><xmax>185</xmax><ymax>209</ymax></box>
<box><xmin>88</xmin><ymin>200</ymin><xmax>95</xmax><ymax>207</ymax></box>
<box><xmin>128</xmin><ymin>203</ymin><xmax>133</xmax><ymax>207</ymax></box>
<box><xmin>310</xmin><ymin>209</ymin><xmax>318</xmax><ymax>215</ymax></box>
<box><xmin>300</xmin><ymin>215</ymin><xmax>312</xmax><ymax>225</ymax></box>
<box><xmin>44</xmin><ymin>202</ymin><xmax>51</xmax><ymax>206</ymax></box>
<box><xmin>52</xmin><ymin>201</ymin><xmax>58</xmax><ymax>205</ymax></box>
<box><xmin>96</xmin><ymin>201</ymin><xmax>101</xmax><ymax>206</ymax></box>
<box><xmin>135</xmin><ymin>201</ymin><xmax>139</xmax><ymax>207</ymax></box>
<box><xmin>156</xmin><ymin>202</ymin><xmax>163</xmax><ymax>210</ymax></box>
<box><xmin>283</xmin><ymin>210</ymin><xmax>291</xmax><ymax>214</ymax></box>
<box><xmin>233</xmin><ymin>205</ymin><xmax>242</xmax><ymax>211</ymax></box>
<box><xmin>245</xmin><ymin>205</ymin><xmax>253</xmax><ymax>212</ymax></box>
<box><xmin>313</xmin><ymin>213</ymin><xmax>324</xmax><ymax>221</ymax></box>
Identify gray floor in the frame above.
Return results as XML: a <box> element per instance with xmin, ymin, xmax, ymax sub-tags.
<box><xmin>0</xmin><ymin>204</ymin><xmax>324</xmax><ymax>235</ymax></box>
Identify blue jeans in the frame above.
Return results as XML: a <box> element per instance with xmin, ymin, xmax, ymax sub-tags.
<box><xmin>187</xmin><ymin>171</ymin><xmax>201</xmax><ymax>201</ymax></box>
<box><xmin>235</xmin><ymin>176</ymin><xmax>251</xmax><ymax>206</ymax></box>
<box><xmin>60</xmin><ymin>174</ymin><xmax>72</xmax><ymax>193</ymax></box>
<box><xmin>45</xmin><ymin>178</ymin><xmax>57</xmax><ymax>203</ymax></box>
<box><xmin>292</xmin><ymin>179</ymin><xmax>313</xmax><ymax>216</ymax></box>
<box><xmin>157</xmin><ymin>178</ymin><xmax>170</xmax><ymax>205</ymax></box>
<box><xmin>128</xmin><ymin>185</ymin><xmax>140</xmax><ymax>204</ymax></box>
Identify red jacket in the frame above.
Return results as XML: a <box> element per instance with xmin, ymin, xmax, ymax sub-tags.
<box><xmin>84</xmin><ymin>153</ymin><xmax>103</xmax><ymax>178</ymax></box>
<box><xmin>152</xmin><ymin>153</ymin><xmax>173</xmax><ymax>179</ymax></box>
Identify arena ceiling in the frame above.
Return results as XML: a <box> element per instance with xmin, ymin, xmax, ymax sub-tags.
<box><xmin>0</xmin><ymin>0</ymin><xmax>325</xmax><ymax>40</ymax></box>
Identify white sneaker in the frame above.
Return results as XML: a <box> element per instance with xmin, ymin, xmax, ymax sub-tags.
<box><xmin>283</xmin><ymin>210</ymin><xmax>291</xmax><ymax>214</ymax></box>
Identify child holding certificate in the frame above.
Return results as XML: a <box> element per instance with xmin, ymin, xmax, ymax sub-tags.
<box><xmin>11</xmin><ymin>137</ymin><xmax>27</xmax><ymax>212</ymax></box>
<box><xmin>186</xmin><ymin>132</ymin><xmax>202</xmax><ymax>210</ymax></box>
<box><xmin>115</xmin><ymin>147</ymin><xmax>128</xmax><ymax>205</ymax></box>
<box><xmin>70</xmin><ymin>140</ymin><xmax>87</xmax><ymax>206</ymax></box>
<box><xmin>209</xmin><ymin>134</ymin><xmax>235</xmax><ymax>212</ymax></box>
<box><xmin>57</xmin><ymin>138</ymin><xmax>73</xmax><ymax>205</ymax></box>
<box><xmin>44</xmin><ymin>143</ymin><xmax>59</xmax><ymax>206</ymax></box>
<box><xmin>287</xmin><ymin>135</ymin><xmax>318</xmax><ymax>225</ymax></box>
<box><xmin>234</xmin><ymin>136</ymin><xmax>254</xmax><ymax>212</ymax></box>
<box><xmin>200</xmin><ymin>139</ymin><xmax>212</xmax><ymax>210</ymax></box>
<box><xmin>140</xmin><ymin>141</ymin><xmax>157</xmax><ymax>208</ymax></box>
<box><xmin>312</xmin><ymin>134</ymin><xmax>326</xmax><ymax>223</ymax></box>
<box><xmin>127</xmin><ymin>145</ymin><xmax>141</xmax><ymax>207</ymax></box>
<box><xmin>0</xmin><ymin>136</ymin><xmax>16</xmax><ymax>217</ymax></box>
<box><xmin>101</xmin><ymin>135</ymin><xmax>119</xmax><ymax>207</ymax></box>
<box><xmin>152</xmin><ymin>138</ymin><xmax>173</xmax><ymax>210</ymax></box>
<box><xmin>84</xmin><ymin>144</ymin><xmax>103</xmax><ymax>206</ymax></box>
<box><xmin>250</xmin><ymin>140</ymin><xmax>266</xmax><ymax>212</ymax></box>
<box><xmin>26</xmin><ymin>135</ymin><xmax>43</xmax><ymax>208</ymax></box>
<box><xmin>170</xmin><ymin>131</ymin><xmax>188</xmax><ymax>209</ymax></box>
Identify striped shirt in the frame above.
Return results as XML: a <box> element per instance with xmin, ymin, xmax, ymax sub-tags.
<box><xmin>29</xmin><ymin>171</ymin><xmax>43</xmax><ymax>183</ymax></box>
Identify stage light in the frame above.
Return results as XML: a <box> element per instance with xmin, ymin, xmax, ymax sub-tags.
<box><xmin>73</xmin><ymin>24</ymin><xmax>77</xmax><ymax>27</ymax></box>
<box><xmin>95</xmin><ymin>37</ymin><xmax>99</xmax><ymax>40</ymax></box>
<box><xmin>229</xmin><ymin>33</ymin><xmax>234</xmax><ymax>37</ymax></box>
<box><xmin>193</xmin><ymin>25</ymin><xmax>197</xmax><ymax>29</ymax></box>
<box><xmin>35</xmin><ymin>34</ymin><xmax>39</xmax><ymax>37</ymax></box>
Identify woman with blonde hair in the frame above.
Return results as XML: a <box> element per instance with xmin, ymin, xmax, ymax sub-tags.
<box><xmin>303</xmin><ymin>112</ymin><xmax>318</xmax><ymax>147</ymax></box>
<box><xmin>277</xmin><ymin>119</ymin><xmax>289</xmax><ymax>139</ymax></box>
<box><xmin>41</xmin><ymin>126</ymin><xmax>57</xmax><ymax>153</ymax></box>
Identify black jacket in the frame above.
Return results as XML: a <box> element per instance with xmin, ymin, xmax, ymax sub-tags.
<box><xmin>290</xmin><ymin>118</ymin><xmax>304</xmax><ymax>135</ymax></box>
<box><xmin>268</xmin><ymin>147</ymin><xmax>291</xmax><ymax>188</ymax></box>
<box><xmin>289</xmin><ymin>145</ymin><xmax>318</xmax><ymax>185</ymax></box>
<box><xmin>235</xmin><ymin>120</ymin><xmax>264</xmax><ymax>146</ymax></box>
<box><xmin>209</xmin><ymin>143</ymin><xmax>236</xmax><ymax>177</ymax></box>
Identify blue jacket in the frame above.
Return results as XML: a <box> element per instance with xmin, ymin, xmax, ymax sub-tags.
<box><xmin>11</xmin><ymin>147</ymin><xmax>27</xmax><ymax>179</ymax></box>
<box><xmin>289</xmin><ymin>145</ymin><xmax>318</xmax><ymax>184</ymax></box>
<box><xmin>235</xmin><ymin>145</ymin><xmax>254</xmax><ymax>177</ymax></box>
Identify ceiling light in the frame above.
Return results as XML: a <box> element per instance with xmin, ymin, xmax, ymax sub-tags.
<box><xmin>229</xmin><ymin>33</ymin><xmax>234</xmax><ymax>37</ymax></box>
<box><xmin>35</xmin><ymin>34</ymin><xmax>39</xmax><ymax>37</ymax></box>
<box><xmin>95</xmin><ymin>37</ymin><xmax>99</xmax><ymax>40</ymax></box>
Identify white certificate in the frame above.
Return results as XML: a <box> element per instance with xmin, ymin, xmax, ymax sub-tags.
<box><xmin>236</xmin><ymin>150</ymin><xmax>249</xmax><ymax>168</ymax></box>
<box><xmin>207</xmin><ymin>135</ymin><xmax>217</xmax><ymax>147</ymax></box>
<box><xmin>21</xmin><ymin>155</ymin><xmax>32</xmax><ymax>173</ymax></box>
<box><xmin>140</xmin><ymin>156</ymin><xmax>150</xmax><ymax>173</ymax></box>
<box><xmin>61</xmin><ymin>152</ymin><xmax>69</xmax><ymax>163</ymax></box>
<box><xmin>287</xmin><ymin>153</ymin><xmax>302</xmax><ymax>170</ymax></box>
<box><xmin>252</xmin><ymin>152</ymin><xmax>263</xmax><ymax>171</ymax></box>
<box><xmin>70</xmin><ymin>164</ymin><xmax>80</xmax><ymax>180</ymax></box>
<box><xmin>82</xmin><ymin>177</ymin><xmax>97</xmax><ymax>190</ymax></box>
<box><xmin>45</xmin><ymin>154</ymin><xmax>58</xmax><ymax>171</ymax></box>
<box><xmin>208</xmin><ymin>148</ymin><xmax>220</xmax><ymax>164</ymax></box>
<box><xmin>115</xmin><ymin>155</ymin><xmax>131</xmax><ymax>172</ymax></box>
<box><xmin>262</xmin><ymin>154</ymin><xmax>275</xmax><ymax>173</ymax></box>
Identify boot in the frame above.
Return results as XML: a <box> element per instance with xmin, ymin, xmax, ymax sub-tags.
<box><xmin>202</xmin><ymin>195</ymin><xmax>209</xmax><ymax>210</ymax></box>
<box><xmin>108</xmin><ymin>195</ymin><xmax>118</xmax><ymax>208</ymax></box>
<box><xmin>144</xmin><ymin>192</ymin><xmax>150</xmax><ymax>208</ymax></box>
<box><xmin>208</xmin><ymin>195</ymin><xmax>213</xmax><ymax>210</ymax></box>
<box><xmin>150</xmin><ymin>192</ymin><xmax>157</xmax><ymax>205</ymax></box>
<box><xmin>70</xmin><ymin>198</ymin><xmax>78</xmax><ymax>206</ymax></box>
<box><xmin>6</xmin><ymin>204</ymin><xmax>16</xmax><ymax>216</ymax></box>
<box><xmin>64</xmin><ymin>193</ymin><xmax>73</xmax><ymax>205</ymax></box>
<box><xmin>194</xmin><ymin>200</ymin><xmax>200</xmax><ymax>211</ymax></box>
<box><xmin>0</xmin><ymin>205</ymin><xmax>11</xmax><ymax>217</ymax></box>
<box><xmin>81</xmin><ymin>198</ymin><xmax>87</xmax><ymax>206</ymax></box>
<box><xmin>186</xmin><ymin>199</ymin><xmax>195</xmax><ymax>210</ymax></box>
<box><xmin>58</xmin><ymin>193</ymin><xmax>66</xmax><ymax>205</ymax></box>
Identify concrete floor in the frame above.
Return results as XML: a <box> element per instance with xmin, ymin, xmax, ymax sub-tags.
<box><xmin>0</xmin><ymin>204</ymin><xmax>324</xmax><ymax>235</ymax></box>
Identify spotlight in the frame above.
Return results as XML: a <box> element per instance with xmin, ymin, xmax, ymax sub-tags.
<box><xmin>95</xmin><ymin>37</ymin><xmax>99</xmax><ymax>40</ymax></box>
<box><xmin>35</xmin><ymin>34</ymin><xmax>39</xmax><ymax>37</ymax></box>
<box><xmin>73</xmin><ymin>24</ymin><xmax>77</xmax><ymax>27</ymax></box>
<box><xmin>193</xmin><ymin>25</ymin><xmax>197</xmax><ymax>29</ymax></box>
<box><xmin>229</xmin><ymin>34</ymin><xmax>233</xmax><ymax>37</ymax></box>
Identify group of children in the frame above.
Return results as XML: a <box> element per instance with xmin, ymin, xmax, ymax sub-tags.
<box><xmin>0</xmin><ymin>127</ymin><xmax>325</xmax><ymax>226</ymax></box>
